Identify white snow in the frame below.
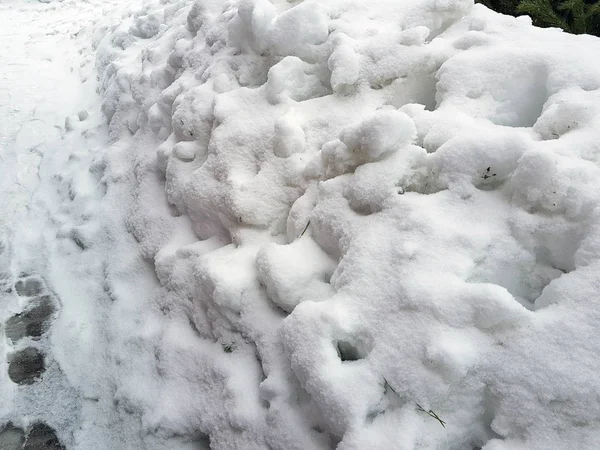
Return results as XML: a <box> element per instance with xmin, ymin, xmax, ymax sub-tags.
<box><xmin>3</xmin><ymin>0</ymin><xmax>600</xmax><ymax>448</ymax></box>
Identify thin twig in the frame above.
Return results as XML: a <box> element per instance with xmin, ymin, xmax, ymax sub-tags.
<box><xmin>384</xmin><ymin>377</ymin><xmax>446</xmax><ymax>428</ymax></box>
<box><xmin>416</xmin><ymin>403</ymin><xmax>446</xmax><ymax>428</ymax></box>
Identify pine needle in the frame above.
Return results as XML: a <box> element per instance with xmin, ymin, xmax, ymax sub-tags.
<box><xmin>299</xmin><ymin>220</ymin><xmax>310</xmax><ymax>238</ymax></box>
<box><xmin>382</xmin><ymin>376</ymin><xmax>398</xmax><ymax>395</ymax></box>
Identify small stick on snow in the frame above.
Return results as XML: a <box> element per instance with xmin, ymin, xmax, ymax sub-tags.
<box><xmin>416</xmin><ymin>403</ymin><xmax>446</xmax><ymax>428</ymax></box>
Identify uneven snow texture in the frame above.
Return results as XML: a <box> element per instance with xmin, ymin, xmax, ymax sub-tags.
<box><xmin>92</xmin><ymin>0</ymin><xmax>600</xmax><ymax>448</ymax></box>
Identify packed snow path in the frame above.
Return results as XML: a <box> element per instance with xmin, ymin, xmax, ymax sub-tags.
<box><xmin>4</xmin><ymin>0</ymin><xmax>600</xmax><ymax>449</ymax></box>
<box><xmin>0</xmin><ymin>0</ymin><xmax>199</xmax><ymax>448</ymax></box>
<box><xmin>0</xmin><ymin>0</ymin><xmax>100</xmax><ymax>445</ymax></box>
<box><xmin>0</xmin><ymin>0</ymin><xmax>89</xmax><ymax>445</ymax></box>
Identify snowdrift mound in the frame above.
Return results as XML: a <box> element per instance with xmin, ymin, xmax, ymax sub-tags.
<box><xmin>94</xmin><ymin>0</ymin><xmax>600</xmax><ymax>448</ymax></box>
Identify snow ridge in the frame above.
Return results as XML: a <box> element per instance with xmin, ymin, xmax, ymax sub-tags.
<box><xmin>93</xmin><ymin>0</ymin><xmax>600</xmax><ymax>448</ymax></box>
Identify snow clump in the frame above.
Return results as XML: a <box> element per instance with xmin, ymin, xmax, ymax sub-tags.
<box><xmin>91</xmin><ymin>0</ymin><xmax>600</xmax><ymax>448</ymax></box>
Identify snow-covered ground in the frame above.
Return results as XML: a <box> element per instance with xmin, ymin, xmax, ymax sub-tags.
<box><xmin>3</xmin><ymin>0</ymin><xmax>600</xmax><ymax>448</ymax></box>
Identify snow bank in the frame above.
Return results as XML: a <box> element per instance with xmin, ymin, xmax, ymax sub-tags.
<box><xmin>93</xmin><ymin>0</ymin><xmax>600</xmax><ymax>448</ymax></box>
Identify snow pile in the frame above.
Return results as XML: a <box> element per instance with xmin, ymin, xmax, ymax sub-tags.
<box><xmin>91</xmin><ymin>0</ymin><xmax>600</xmax><ymax>448</ymax></box>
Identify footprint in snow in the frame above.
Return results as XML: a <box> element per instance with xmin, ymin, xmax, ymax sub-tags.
<box><xmin>23</xmin><ymin>423</ymin><xmax>65</xmax><ymax>450</ymax></box>
<box><xmin>5</xmin><ymin>295</ymin><xmax>55</xmax><ymax>343</ymax></box>
<box><xmin>4</xmin><ymin>276</ymin><xmax>57</xmax><ymax>385</ymax></box>
<box><xmin>0</xmin><ymin>423</ymin><xmax>25</xmax><ymax>450</ymax></box>
<box><xmin>7</xmin><ymin>347</ymin><xmax>45</xmax><ymax>385</ymax></box>
<box><xmin>2</xmin><ymin>274</ymin><xmax>65</xmax><ymax>449</ymax></box>
<box><xmin>14</xmin><ymin>277</ymin><xmax>44</xmax><ymax>297</ymax></box>
<box><xmin>0</xmin><ymin>422</ymin><xmax>64</xmax><ymax>450</ymax></box>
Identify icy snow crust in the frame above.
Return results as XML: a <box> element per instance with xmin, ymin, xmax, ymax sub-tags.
<box><xmin>91</xmin><ymin>0</ymin><xmax>600</xmax><ymax>448</ymax></box>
